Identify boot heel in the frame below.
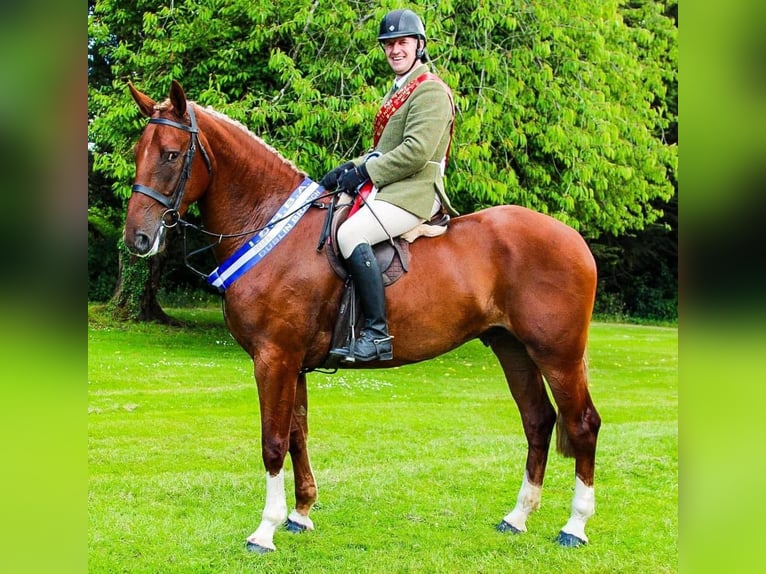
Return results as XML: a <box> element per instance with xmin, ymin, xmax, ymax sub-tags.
<box><xmin>374</xmin><ymin>337</ymin><xmax>393</xmax><ymax>361</ymax></box>
<box><xmin>378</xmin><ymin>350</ymin><xmax>393</xmax><ymax>361</ymax></box>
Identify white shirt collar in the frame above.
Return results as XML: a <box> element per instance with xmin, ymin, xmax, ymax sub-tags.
<box><xmin>394</xmin><ymin>69</ymin><xmax>415</xmax><ymax>89</ymax></box>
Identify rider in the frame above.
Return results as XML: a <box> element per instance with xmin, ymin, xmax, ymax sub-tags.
<box><xmin>320</xmin><ymin>8</ymin><xmax>456</xmax><ymax>362</ymax></box>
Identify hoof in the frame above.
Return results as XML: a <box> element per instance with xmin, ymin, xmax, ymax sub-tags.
<box><xmin>285</xmin><ymin>518</ymin><xmax>308</xmax><ymax>534</ymax></box>
<box><xmin>496</xmin><ymin>520</ymin><xmax>523</xmax><ymax>534</ymax></box>
<box><xmin>556</xmin><ymin>531</ymin><xmax>587</xmax><ymax>547</ymax></box>
<box><xmin>245</xmin><ymin>541</ymin><xmax>274</xmax><ymax>554</ymax></box>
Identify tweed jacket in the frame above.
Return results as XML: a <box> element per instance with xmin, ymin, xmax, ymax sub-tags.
<box><xmin>356</xmin><ymin>63</ymin><xmax>457</xmax><ymax>219</ymax></box>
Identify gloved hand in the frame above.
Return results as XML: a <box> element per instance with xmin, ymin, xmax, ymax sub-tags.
<box><xmin>319</xmin><ymin>161</ymin><xmax>355</xmax><ymax>190</ymax></box>
<box><xmin>337</xmin><ymin>162</ymin><xmax>370</xmax><ymax>193</ymax></box>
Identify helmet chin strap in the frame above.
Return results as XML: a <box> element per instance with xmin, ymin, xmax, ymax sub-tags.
<box><xmin>400</xmin><ymin>38</ymin><xmax>425</xmax><ymax>77</ymax></box>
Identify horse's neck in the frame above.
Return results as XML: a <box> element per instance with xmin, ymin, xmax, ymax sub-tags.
<box><xmin>196</xmin><ymin>105</ymin><xmax>306</xmax><ymax>250</ymax></box>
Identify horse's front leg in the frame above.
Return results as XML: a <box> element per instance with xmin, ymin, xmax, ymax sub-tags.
<box><xmin>245</xmin><ymin>349</ymin><xmax>300</xmax><ymax>554</ymax></box>
<box><xmin>285</xmin><ymin>372</ymin><xmax>317</xmax><ymax>533</ymax></box>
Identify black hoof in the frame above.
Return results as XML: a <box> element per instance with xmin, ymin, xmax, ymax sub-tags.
<box><xmin>245</xmin><ymin>541</ymin><xmax>274</xmax><ymax>554</ymax></box>
<box><xmin>556</xmin><ymin>531</ymin><xmax>587</xmax><ymax>547</ymax></box>
<box><xmin>496</xmin><ymin>520</ymin><xmax>523</xmax><ymax>534</ymax></box>
<box><xmin>285</xmin><ymin>518</ymin><xmax>308</xmax><ymax>534</ymax></box>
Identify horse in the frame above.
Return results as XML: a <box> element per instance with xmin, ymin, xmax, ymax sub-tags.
<box><xmin>123</xmin><ymin>80</ymin><xmax>601</xmax><ymax>553</ymax></box>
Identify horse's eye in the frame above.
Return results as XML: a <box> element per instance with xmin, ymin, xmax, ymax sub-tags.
<box><xmin>164</xmin><ymin>151</ymin><xmax>180</xmax><ymax>162</ymax></box>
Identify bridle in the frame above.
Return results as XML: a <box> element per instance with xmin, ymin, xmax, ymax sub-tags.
<box><xmin>129</xmin><ymin>102</ymin><xmax>343</xmax><ymax>283</ymax></box>
<box><xmin>131</xmin><ymin>104</ymin><xmax>212</xmax><ymax>227</ymax></box>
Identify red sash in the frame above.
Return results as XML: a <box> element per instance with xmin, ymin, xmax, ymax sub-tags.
<box><xmin>349</xmin><ymin>73</ymin><xmax>455</xmax><ymax>216</ymax></box>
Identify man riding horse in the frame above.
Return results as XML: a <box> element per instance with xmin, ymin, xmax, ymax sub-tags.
<box><xmin>321</xmin><ymin>9</ymin><xmax>457</xmax><ymax>363</ymax></box>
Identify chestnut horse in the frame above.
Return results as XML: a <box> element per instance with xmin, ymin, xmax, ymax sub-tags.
<box><xmin>123</xmin><ymin>80</ymin><xmax>601</xmax><ymax>553</ymax></box>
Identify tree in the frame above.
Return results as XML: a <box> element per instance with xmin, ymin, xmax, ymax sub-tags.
<box><xmin>88</xmin><ymin>0</ymin><xmax>677</xmax><ymax>315</ymax></box>
<box><xmin>109</xmin><ymin>242</ymin><xmax>175</xmax><ymax>323</ymax></box>
<box><xmin>89</xmin><ymin>0</ymin><xmax>175</xmax><ymax>321</ymax></box>
<box><xmin>589</xmin><ymin>0</ymin><xmax>677</xmax><ymax>320</ymax></box>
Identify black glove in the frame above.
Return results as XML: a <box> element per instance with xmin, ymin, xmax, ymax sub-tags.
<box><xmin>319</xmin><ymin>161</ymin><xmax>355</xmax><ymax>190</ymax></box>
<box><xmin>337</xmin><ymin>162</ymin><xmax>370</xmax><ymax>193</ymax></box>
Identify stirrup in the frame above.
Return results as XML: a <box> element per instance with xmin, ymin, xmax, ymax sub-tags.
<box><xmin>328</xmin><ymin>345</ymin><xmax>351</xmax><ymax>359</ymax></box>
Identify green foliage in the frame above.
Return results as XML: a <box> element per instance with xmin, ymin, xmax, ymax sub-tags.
<box><xmin>89</xmin><ymin>0</ymin><xmax>676</xmax><ymax>237</ymax></box>
<box><xmin>88</xmin><ymin>206</ymin><xmax>121</xmax><ymax>301</ymax></box>
<box><xmin>591</xmin><ymin>188</ymin><xmax>677</xmax><ymax>321</ymax></box>
<box><xmin>88</xmin><ymin>147</ymin><xmax>124</xmax><ymax>301</ymax></box>
<box><xmin>595</xmin><ymin>268</ymin><xmax>677</xmax><ymax>323</ymax></box>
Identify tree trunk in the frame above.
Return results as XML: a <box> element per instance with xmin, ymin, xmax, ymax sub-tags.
<box><xmin>108</xmin><ymin>241</ymin><xmax>176</xmax><ymax>324</ymax></box>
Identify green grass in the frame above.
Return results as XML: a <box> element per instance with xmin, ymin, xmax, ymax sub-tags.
<box><xmin>88</xmin><ymin>306</ymin><xmax>677</xmax><ymax>573</ymax></box>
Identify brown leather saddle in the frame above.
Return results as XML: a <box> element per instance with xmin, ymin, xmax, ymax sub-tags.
<box><xmin>325</xmin><ymin>203</ymin><xmax>411</xmax><ymax>286</ymax></box>
<box><xmin>315</xmin><ymin>197</ymin><xmax>449</xmax><ymax>370</ymax></box>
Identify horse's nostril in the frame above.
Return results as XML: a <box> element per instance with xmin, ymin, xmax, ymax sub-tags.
<box><xmin>134</xmin><ymin>232</ymin><xmax>151</xmax><ymax>254</ymax></box>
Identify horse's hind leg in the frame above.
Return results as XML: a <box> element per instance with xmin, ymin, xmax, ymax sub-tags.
<box><xmin>536</xmin><ymin>354</ymin><xmax>601</xmax><ymax>546</ymax></box>
<box><xmin>285</xmin><ymin>373</ymin><xmax>318</xmax><ymax>533</ymax></box>
<box><xmin>490</xmin><ymin>333</ymin><xmax>557</xmax><ymax>535</ymax></box>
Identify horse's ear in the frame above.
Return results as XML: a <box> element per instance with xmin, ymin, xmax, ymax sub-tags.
<box><xmin>128</xmin><ymin>82</ymin><xmax>156</xmax><ymax>117</ymax></box>
<box><xmin>169</xmin><ymin>80</ymin><xmax>187</xmax><ymax>118</ymax></box>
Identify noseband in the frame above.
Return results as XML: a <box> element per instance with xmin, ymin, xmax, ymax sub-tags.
<box><xmin>131</xmin><ymin>105</ymin><xmax>212</xmax><ymax>226</ymax></box>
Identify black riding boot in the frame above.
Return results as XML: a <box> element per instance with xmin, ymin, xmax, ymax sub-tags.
<box><xmin>330</xmin><ymin>244</ymin><xmax>393</xmax><ymax>362</ymax></box>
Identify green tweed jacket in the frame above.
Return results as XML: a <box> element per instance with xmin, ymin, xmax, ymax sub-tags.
<box><xmin>356</xmin><ymin>63</ymin><xmax>458</xmax><ymax>219</ymax></box>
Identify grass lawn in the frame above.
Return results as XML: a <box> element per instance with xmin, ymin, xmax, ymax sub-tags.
<box><xmin>88</xmin><ymin>306</ymin><xmax>677</xmax><ymax>573</ymax></box>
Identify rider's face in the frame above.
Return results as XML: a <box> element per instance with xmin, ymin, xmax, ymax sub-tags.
<box><xmin>382</xmin><ymin>36</ymin><xmax>421</xmax><ymax>77</ymax></box>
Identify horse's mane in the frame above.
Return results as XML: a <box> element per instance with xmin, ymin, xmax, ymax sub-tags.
<box><xmin>155</xmin><ymin>97</ymin><xmax>302</xmax><ymax>175</ymax></box>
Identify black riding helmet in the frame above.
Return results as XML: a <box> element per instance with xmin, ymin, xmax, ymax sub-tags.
<box><xmin>377</xmin><ymin>9</ymin><xmax>428</xmax><ymax>62</ymax></box>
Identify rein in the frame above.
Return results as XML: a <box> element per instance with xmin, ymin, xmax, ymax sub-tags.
<box><xmin>175</xmin><ymin>188</ymin><xmax>341</xmax><ymax>283</ymax></box>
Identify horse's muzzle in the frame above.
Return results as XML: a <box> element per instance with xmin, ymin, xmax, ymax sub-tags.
<box><xmin>123</xmin><ymin>226</ymin><xmax>165</xmax><ymax>258</ymax></box>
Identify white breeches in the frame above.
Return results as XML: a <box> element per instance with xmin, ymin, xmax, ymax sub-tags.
<box><xmin>337</xmin><ymin>192</ymin><xmax>441</xmax><ymax>258</ymax></box>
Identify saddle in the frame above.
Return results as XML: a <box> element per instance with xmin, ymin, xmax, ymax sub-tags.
<box><xmin>325</xmin><ymin>203</ymin><xmax>410</xmax><ymax>286</ymax></box>
<box><xmin>316</xmin><ymin>195</ymin><xmax>450</xmax><ymax>370</ymax></box>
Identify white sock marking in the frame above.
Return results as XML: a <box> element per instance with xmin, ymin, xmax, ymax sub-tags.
<box><xmin>502</xmin><ymin>471</ymin><xmax>542</xmax><ymax>532</ymax></box>
<box><xmin>560</xmin><ymin>476</ymin><xmax>595</xmax><ymax>543</ymax></box>
<box><xmin>288</xmin><ymin>509</ymin><xmax>315</xmax><ymax>530</ymax></box>
<box><xmin>246</xmin><ymin>470</ymin><xmax>288</xmax><ymax>551</ymax></box>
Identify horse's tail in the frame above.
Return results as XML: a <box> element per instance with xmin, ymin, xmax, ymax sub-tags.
<box><xmin>555</xmin><ymin>354</ymin><xmax>589</xmax><ymax>458</ymax></box>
